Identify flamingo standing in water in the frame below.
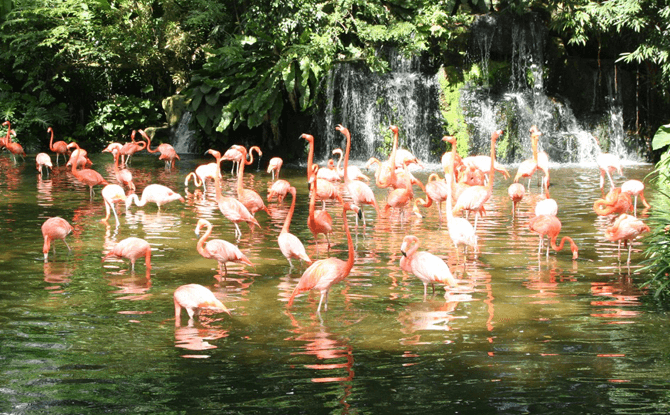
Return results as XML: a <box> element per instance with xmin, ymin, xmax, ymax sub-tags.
<box><xmin>66</xmin><ymin>142</ymin><xmax>92</xmax><ymax>168</ymax></box>
<box><xmin>288</xmin><ymin>202</ymin><xmax>359</xmax><ymax>314</ymax></box>
<box><xmin>125</xmin><ymin>184</ymin><xmax>184</xmax><ymax>211</ymax></box>
<box><xmin>1</xmin><ymin>120</ymin><xmax>11</xmax><ymax>149</ymax></box>
<box><xmin>528</xmin><ymin>214</ymin><xmax>579</xmax><ymax>259</ymax></box>
<box><xmin>236</xmin><ymin>146</ymin><xmax>270</xmax><ymax>215</ymax></box>
<box><xmin>317</xmin><ymin>159</ymin><xmax>342</xmax><ymax>183</ymax></box>
<box><xmin>5</xmin><ymin>129</ymin><xmax>26</xmax><ymax>163</ymax></box>
<box><xmin>267</xmin><ymin>157</ymin><xmax>283</xmax><ymax>180</ymax></box>
<box><xmin>302</xmin><ymin>133</ymin><xmax>341</xmax><ymax>208</ymax></box>
<box><xmin>413</xmin><ymin>173</ymin><xmax>449</xmax><ymax>219</ymax></box>
<box><xmin>101</xmin><ymin>184</ymin><xmax>126</xmax><ymax>224</ymax></box>
<box><xmin>174</xmin><ymin>284</ymin><xmax>230</xmax><ymax>326</ymax></box>
<box><xmin>336</xmin><ymin>124</ymin><xmax>382</xmax><ymax>226</ymax></box>
<box><xmin>184</xmin><ymin>162</ymin><xmax>219</xmax><ymax>193</ymax></box>
<box><xmin>68</xmin><ymin>143</ymin><xmax>108</xmax><ymax>199</ymax></box>
<box><xmin>594</xmin><ymin>135</ymin><xmax>623</xmax><ymax>193</ymax></box>
<box><xmin>513</xmin><ymin>126</ymin><xmax>540</xmax><ymax>189</ymax></box>
<box><xmin>332</xmin><ymin>148</ymin><xmax>369</xmax><ymax>182</ymax></box>
<box><xmin>307</xmin><ymin>165</ymin><xmax>334</xmax><ymax>254</ymax></box>
<box><xmin>102</xmin><ymin>237</ymin><xmax>152</xmax><ymax>271</ymax></box>
<box><xmin>441</xmin><ymin>135</ymin><xmax>463</xmax><ymax>179</ymax></box>
<box><xmin>278</xmin><ymin>186</ymin><xmax>312</xmax><ymax>267</ymax></box>
<box><xmin>206</xmin><ymin>149</ymin><xmax>259</xmax><ymax>239</ymax></box>
<box><xmin>35</xmin><ymin>153</ymin><xmax>53</xmax><ymax>177</ymax></box>
<box><xmin>444</xmin><ymin>173</ymin><xmax>478</xmax><ymax>263</ymax></box>
<box><xmin>605</xmin><ymin>213</ymin><xmax>650</xmax><ymax>265</ymax></box>
<box><xmin>118</xmin><ymin>130</ymin><xmax>147</xmax><ymax>165</ymax></box>
<box><xmin>41</xmin><ymin>217</ymin><xmax>73</xmax><ymax>261</ymax></box>
<box><xmin>140</xmin><ymin>129</ymin><xmax>179</xmax><ymax>169</ymax></box>
<box><xmin>621</xmin><ymin>179</ymin><xmax>651</xmax><ymax>216</ymax></box>
<box><xmin>267</xmin><ymin>178</ymin><xmax>291</xmax><ymax>203</ymax></box>
<box><xmin>384</xmin><ymin>162</ymin><xmax>414</xmax><ymax>220</ymax></box>
<box><xmin>593</xmin><ymin>187</ymin><xmax>632</xmax><ymax>216</ymax></box>
<box><xmin>535</xmin><ymin>187</ymin><xmax>558</xmax><ymax>216</ymax></box>
<box><xmin>104</xmin><ymin>147</ymin><xmax>136</xmax><ymax>191</ymax></box>
<box><xmin>222</xmin><ymin>145</ymin><xmax>245</xmax><ymax>174</ymax></box>
<box><xmin>534</xmin><ymin>126</ymin><xmax>550</xmax><ymax>190</ymax></box>
<box><xmin>47</xmin><ymin>127</ymin><xmax>69</xmax><ymax>165</ymax></box>
<box><xmin>453</xmin><ymin>130</ymin><xmax>504</xmax><ymax>232</ymax></box>
<box><xmin>400</xmin><ymin>235</ymin><xmax>458</xmax><ymax>300</ymax></box>
<box><xmin>508</xmin><ymin>183</ymin><xmax>525</xmax><ymax>218</ymax></box>
<box><xmin>195</xmin><ymin>218</ymin><xmax>253</xmax><ymax>278</ymax></box>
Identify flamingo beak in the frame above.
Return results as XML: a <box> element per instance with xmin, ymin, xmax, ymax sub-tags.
<box><xmin>401</xmin><ymin>250</ymin><xmax>407</xmax><ymax>257</ymax></box>
<box><xmin>357</xmin><ymin>209</ymin><xmax>363</xmax><ymax>220</ymax></box>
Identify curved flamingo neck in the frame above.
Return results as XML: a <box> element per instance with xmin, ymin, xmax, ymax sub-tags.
<box><xmin>342</xmin><ymin>207</ymin><xmax>354</xmax><ymax>272</ymax></box>
<box><xmin>389</xmin><ymin>128</ymin><xmax>399</xmax><ymax>168</ymax></box>
<box><xmin>551</xmin><ymin>235</ymin><xmax>576</xmax><ymax>253</ymax></box>
<box><xmin>142</xmin><ymin>130</ymin><xmax>159</xmax><ymax>153</ymax></box>
<box><xmin>236</xmin><ymin>148</ymin><xmax>248</xmax><ymax>196</ymax></box>
<box><xmin>406</xmin><ymin>238</ymin><xmax>419</xmax><ymax>259</ymax></box>
<box><xmin>185</xmin><ymin>172</ymin><xmax>202</xmax><ymax>187</ymax></box>
<box><xmin>334</xmin><ymin>151</ymin><xmax>343</xmax><ymax>173</ymax></box>
<box><xmin>197</xmin><ymin>222</ymin><xmax>212</xmax><ymax>256</ymax></box>
<box><xmin>49</xmin><ymin>129</ymin><xmax>55</xmax><ymax>151</ymax></box>
<box><xmin>70</xmin><ymin>144</ymin><xmax>83</xmax><ymax>179</ymax></box>
<box><xmin>532</xmin><ymin>136</ymin><xmax>538</xmax><ymax>163</ymax></box>
<box><xmin>282</xmin><ymin>188</ymin><xmax>297</xmax><ymax>234</ymax></box>
<box><xmin>340</xmin><ymin>127</ymin><xmax>352</xmax><ymax>182</ymax></box>
<box><xmin>246</xmin><ymin>146</ymin><xmax>261</xmax><ymax>166</ymax></box>
<box><xmin>213</xmin><ymin>155</ymin><xmax>224</xmax><ymax>202</ymax></box>
<box><xmin>486</xmin><ymin>131</ymin><xmax>499</xmax><ymax>193</ymax></box>
<box><xmin>305</xmin><ymin>136</ymin><xmax>315</xmax><ymax>181</ymax></box>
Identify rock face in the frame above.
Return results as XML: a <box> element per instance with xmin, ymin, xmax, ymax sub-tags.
<box><xmin>162</xmin><ymin>95</ymin><xmax>189</xmax><ymax>127</ymax></box>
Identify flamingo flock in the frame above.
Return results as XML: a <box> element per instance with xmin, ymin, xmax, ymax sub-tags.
<box><xmin>3</xmin><ymin>120</ymin><xmax>653</xmax><ymax>326</ymax></box>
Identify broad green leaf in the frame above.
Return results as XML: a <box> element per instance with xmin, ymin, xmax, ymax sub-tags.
<box><xmin>652</xmin><ymin>124</ymin><xmax>670</xmax><ymax>150</ymax></box>
<box><xmin>216</xmin><ymin>109</ymin><xmax>234</xmax><ymax>132</ymax></box>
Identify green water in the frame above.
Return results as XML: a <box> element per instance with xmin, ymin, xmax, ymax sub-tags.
<box><xmin>1</xmin><ymin>152</ymin><xmax>669</xmax><ymax>414</ymax></box>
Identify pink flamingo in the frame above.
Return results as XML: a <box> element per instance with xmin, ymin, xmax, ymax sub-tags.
<box><xmin>68</xmin><ymin>143</ymin><xmax>108</xmax><ymax>199</ymax></box>
<box><xmin>395</xmin><ymin>148</ymin><xmax>423</xmax><ymax>169</ymax></box>
<box><xmin>332</xmin><ymin>148</ymin><xmax>369</xmax><ymax>182</ymax></box>
<box><xmin>5</xmin><ymin>129</ymin><xmax>26</xmax><ymax>163</ymax></box>
<box><xmin>336</xmin><ymin>124</ymin><xmax>382</xmax><ymax>226</ymax></box>
<box><xmin>413</xmin><ymin>173</ymin><xmax>449</xmax><ymax>219</ymax></box>
<box><xmin>605</xmin><ymin>213</ymin><xmax>650</xmax><ymax>265</ymax></box>
<box><xmin>140</xmin><ymin>129</ymin><xmax>179</xmax><ymax>169</ymax></box>
<box><xmin>513</xmin><ymin>126</ymin><xmax>540</xmax><ymax>188</ymax></box>
<box><xmin>534</xmin><ymin>187</ymin><xmax>558</xmax><ymax>216</ymax></box>
<box><xmin>125</xmin><ymin>184</ymin><xmax>184</xmax><ymax>211</ymax></box>
<box><xmin>308</xmin><ymin>165</ymin><xmax>334</xmax><ymax>254</ymax></box>
<box><xmin>174</xmin><ymin>284</ymin><xmax>230</xmax><ymax>326</ymax></box>
<box><xmin>42</xmin><ymin>217</ymin><xmax>73</xmax><ymax>261</ymax></box>
<box><xmin>593</xmin><ymin>187</ymin><xmax>631</xmax><ymax>216</ymax></box>
<box><xmin>528</xmin><ymin>214</ymin><xmax>579</xmax><ymax>259</ymax></box>
<box><xmin>317</xmin><ymin>159</ymin><xmax>342</xmax><ymax>182</ymax></box>
<box><xmin>268</xmin><ymin>179</ymin><xmax>291</xmax><ymax>203</ymax></box>
<box><xmin>453</xmin><ymin>130</ymin><xmax>504</xmax><ymax>232</ymax></box>
<box><xmin>66</xmin><ymin>142</ymin><xmax>92</xmax><ymax>168</ymax></box>
<box><xmin>196</xmin><ymin>218</ymin><xmax>253</xmax><ymax>278</ymax></box>
<box><xmin>119</xmin><ymin>130</ymin><xmax>147</xmax><ymax>165</ymax></box>
<box><xmin>236</xmin><ymin>146</ymin><xmax>270</xmax><ymax>215</ymax></box>
<box><xmin>47</xmin><ymin>127</ymin><xmax>69</xmax><ymax>165</ymax></box>
<box><xmin>206</xmin><ymin>149</ymin><xmax>260</xmax><ymax>239</ymax></box>
<box><xmin>35</xmin><ymin>153</ymin><xmax>53</xmax><ymax>177</ymax></box>
<box><xmin>1</xmin><ymin>120</ymin><xmax>10</xmax><ymax>149</ymax></box>
<box><xmin>621</xmin><ymin>179</ymin><xmax>651</xmax><ymax>216</ymax></box>
<box><xmin>184</xmin><ymin>162</ymin><xmax>219</xmax><ymax>193</ymax></box>
<box><xmin>441</xmin><ymin>135</ymin><xmax>463</xmax><ymax>179</ymax></box>
<box><xmin>267</xmin><ymin>157</ymin><xmax>283</xmax><ymax>180</ymax></box>
<box><xmin>103</xmin><ymin>237</ymin><xmax>152</xmax><ymax>271</ymax></box>
<box><xmin>222</xmin><ymin>145</ymin><xmax>245</xmax><ymax>174</ymax></box>
<box><xmin>288</xmin><ymin>202</ymin><xmax>359</xmax><ymax>314</ymax></box>
<box><xmin>461</xmin><ymin>155</ymin><xmax>509</xmax><ymax>183</ymax></box>
<box><xmin>103</xmin><ymin>147</ymin><xmax>135</xmax><ymax>191</ymax></box>
<box><xmin>508</xmin><ymin>183</ymin><xmax>525</xmax><ymax>218</ymax></box>
<box><xmin>302</xmin><ymin>133</ymin><xmax>341</xmax><ymax>208</ymax></box>
<box><xmin>400</xmin><ymin>235</ymin><xmax>458</xmax><ymax>300</ymax></box>
<box><xmin>384</xmin><ymin>162</ymin><xmax>414</xmax><ymax>220</ymax></box>
<box><xmin>101</xmin><ymin>184</ymin><xmax>126</xmax><ymax>224</ymax></box>
<box><xmin>594</xmin><ymin>136</ymin><xmax>623</xmax><ymax>193</ymax></box>
<box><xmin>278</xmin><ymin>186</ymin><xmax>312</xmax><ymax>267</ymax></box>
<box><xmin>444</xmin><ymin>174</ymin><xmax>477</xmax><ymax>263</ymax></box>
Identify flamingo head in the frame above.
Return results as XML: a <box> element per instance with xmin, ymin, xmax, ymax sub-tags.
<box><xmin>2</xmin><ymin>120</ymin><xmax>9</xmax><ymax>127</ymax></box>
<box><xmin>300</xmin><ymin>133</ymin><xmax>314</xmax><ymax>142</ymax></box>
<box><xmin>400</xmin><ymin>235</ymin><xmax>418</xmax><ymax>257</ymax></box>
<box><xmin>332</xmin><ymin>148</ymin><xmax>343</xmax><ymax>156</ymax></box>
<box><xmin>195</xmin><ymin>218</ymin><xmax>210</xmax><ymax>236</ymax></box>
<box><xmin>67</xmin><ymin>142</ymin><xmax>79</xmax><ymax>150</ymax></box>
<box><xmin>327</xmin><ymin>159</ymin><xmax>335</xmax><ymax>169</ymax></box>
<box><xmin>442</xmin><ymin>135</ymin><xmax>457</xmax><ymax>145</ymax></box>
<box><xmin>206</xmin><ymin>149</ymin><xmax>221</xmax><ymax>160</ymax></box>
<box><xmin>389</xmin><ymin>125</ymin><xmax>398</xmax><ymax>134</ymax></box>
<box><xmin>343</xmin><ymin>202</ymin><xmax>361</xmax><ymax>219</ymax></box>
<box><xmin>47</xmin><ymin>127</ymin><xmax>53</xmax><ymax>133</ymax></box>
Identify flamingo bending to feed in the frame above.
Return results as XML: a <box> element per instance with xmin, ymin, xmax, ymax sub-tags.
<box><xmin>68</xmin><ymin>143</ymin><xmax>108</xmax><ymax>199</ymax></box>
<box><xmin>605</xmin><ymin>214</ymin><xmax>650</xmax><ymax>265</ymax></box>
<box><xmin>236</xmin><ymin>146</ymin><xmax>270</xmax><ymax>215</ymax></box>
<box><xmin>593</xmin><ymin>187</ymin><xmax>632</xmax><ymax>216</ymax></box>
<box><xmin>332</xmin><ymin>148</ymin><xmax>369</xmax><ymax>182</ymax></box>
<box><xmin>47</xmin><ymin>127</ymin><xmax>69</xmax><ymax>165</ymax></box>
<box><xmin>206</xmin><ymin>149</ymin><xmax>259</xmax><ymax>239</ymax></box>
<box><xmin>308</xmin><ymin>165</ymin><xmax>334</xmax><ymax>254</ymax></box>
<box><xmin>196</xmin><ymin>218</ymin><xmax>253</xmax><ymax>278</ymax></box>
<box><xmin>101</xmin><ymin>184</ymin><xmax>127</xmax><ymax>224</ymax></box>
<box><xmin>453</xmin><ymin>130</ymin><xmax>504</xmax><ymax>232</ymax></box>
<box><xmin>336</xmin><ymin>124</ymin><xmax>382</xmax><ymax>226</ymax></box>
<box><xmin>42</xmin><ymin>217</ymin><xmax>73</xmax><ymax>261</ymax></box>
<box><xmin>384</xmin><ymin>162</ymin><xmax>414</xmax><ymax>220</ymax></box>
<box><xmin>302</xmin><ymin>133</ymin><xmax>341</xmax><ymax>207</ymax></box>
<box><xmin>278</xmin><ymin>186</ymin><xmax>312</xmax><ymax>267</ymax></box>
<box><xmin>621</xmin><ymin>179</ymin><xmax>651</xmax><ymax>216</ymax></box>
<box><xmin>413</xmin><ymin>173</ymin><xmax>449</xmax><ymax>219</ymax></box>
<box><xmin>184</xmin><ymin>162</ymin><xmax>219</xmax><ymax>193</ymax></box>
<box><xmin>268</xmin><ymin>179</ymin><xmax>291</xmax><ymax>203</ymax></box>
<box><xmin>140</xmin><ymin>129</ymin><xmax>179</xmax><ymax>169</ymax></box>
<box><xmin>508</xmin><ymin>183</ymin><xmax>525</xmax><ymax>218</ymax></box>
<box><xmin>125</xmin><ymin>184</ymin><xmax>184</xmax><ymax>211</ymax></box>
<box><xmin>594</xmin><ymin>136</ymin><xmax>623</xmax><ymax>192</ymax></box>
<box><xmin>102</xmin><ymin>237</ymin><xmax>152</xmax><ymax>271</ymax></box>
<box><xmin>104</xmin><ymin>148</ymin><xmax>135</xmax><ymax>191</ymax></box>
<box><xmin>36</xmin><ymin>153</ymin><xmax>53</xmax><ymax>177</ymax></box>
<box><xmin>174</xmin><ymin>284</ymin><xmax>230</xmax><ymax>326</ymax></box>
<box><xmin>288</xmin><ymin>202</ymin><xmax>359</xmax><ymax>314</ymax></box>
<box><xmin>528</xmin><ymin>214</ymin><xmax>579</xmax><ymax>259</ymax></box>
<box><xmin>400</xmin><ymin>235</ymin><xmax>458</xmax><ymax>300</ymax></box>
<box><xmin>267</xmin><ymin>157</ymin><xmax>283</xmax><ymax>180</ymax></box>
<box><xmin>118</xmin><ymin>130</ymin><xmax>147</xmax><ymax>165</ymax></box>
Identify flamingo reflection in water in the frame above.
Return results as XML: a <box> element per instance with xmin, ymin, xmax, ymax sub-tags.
<box><xmin>43</xmin><ymin>261</ymin><xmax>73</xmax><ymax>294</ymax></box>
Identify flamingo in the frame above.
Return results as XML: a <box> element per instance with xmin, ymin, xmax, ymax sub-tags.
<box><xmin>222</xmin><ymin>145</ymin><xmax>245</xmax><ymax>174</ymax></box>
<box><xmin>302</xmin><ymin>133</ymin><xmax>341</xmax><ymax>208</ymax></box>
<box><xmin>605</xmin><ymin>213</ymin><xmax>650</xmax><ymax>265</ymax></box>
<box><xmin>103</xmin><ymin>237</ymin><xmax>152</xmax><ymax>271</ymax></box>
<box><xmin>140</xmin><ymin>129</ymin><xmax>179</xmax><ymax>169</ymax></box>
<box><xmin>206</xmin><ymin>149</ymin><xmax>260</xmax><ymax>239</ymax></box>
<box><xmin>316</xmin><ymin>159</ymin><xmax>341</xmax><ymax>182</ymax></box>
<box><xmin>441</xmin><ymin>135</ymin><xmax>463</xmax><ymax>179</ymax></box>
<box><xmin>453</xmin><ymin>130</ymin><xmax>504</xmax><ymax>232</ymax></box>
<box><xmin>101</xmin><ymin>184</ymin><xmax>127</xmax><ymax>224</ymax></box>
<box><xmin>125</xmin><ymin>184</ymin><xmax>184</xmax><ymax>211</ymax></box>
<box><xmin>621</xmin><ymin>179</ymin><xmax>651</xmax><ymax>216</ymax></box>
<box><xmin>287</xmin><ymin>202</ymin><xmax>359</xmax><ymax>314</ymax></box>
<box><xmin>593</xmin><ymin>187</ymin><xmax>632</xmax><ymax>216</ymax></box>
<box><xmin>174</xmin><ymin>284</ymin><xmax>230</xmax><ymax>326</ymax></box>
<box><xmin>395</xmin><ymin>148</ymin><xmax>423</xmax><ymax>169</ymax></box>
<box><xmin>445</xmin><ymin>154</ymin><xmax>477</xmax><ymax>262</ymax></box>
<box><xmin>35</xmin><ymin>153</ymin><xmax>53</xmax><ymax>177</ymax></box>
<box><xmin>332</xmin><ymin>148</ymin><xmax>369</xmax><ymax>182</ymax></box>
<box><xmin>336</xmin><ymin>125</ymin><xmax>382</xmax><ymax>226</ymax></box>
<box><xmin>308</xmin><ymin>165</ymin><xmax>334</xmax><ymax>254</ymax></box>
<box><xmin>102</xmin><ymin>142</ymin><xmax>123</xmax><ymax>153</ymax></box>
<box><xmin>5</xmin><ymin>129</ymin><xmax>26</xmax><ymax>163</ymax></box>
<box><xmin>400</xmin><ymin>235</ymin><xmax>458</xmax><ymax>300</ymax></box>
<box><xmin>508</xmin><ymin>183</ymin><xmax>525</xmax><ymax>218</ymax></box>
<box><xmin>184</xmin><ymin>162</ymin><xmax>219</xmax><ymax>193</ymax></box>
<box><xmin>413</xmin><ymin>173</ymin><xmax>449</xmax><ymax>219</ymax></box>
<box><xmin>528</xmin><ymin>214</ymin><xmax>579</xmax><ymax>259</ymax></box>
<box><xmin>118</xmin><ymin>130</ymin><xmax>147</xmax><ymax>165</ymax></box>
<box><xmin>68</xmin><ymin>142</ymin><xmax>108</xmax><ymax>199</ymax></box>
<box><xmin>1</xmin><ymin>120</ymin><xmax>10</xmax><ymax>149</ymax></box>
<box><xmin>195</xmin><ymin>218</ymin><xmax>253</xmax><ymax>278</ymax></box>
<box><xmin>104</xmin><ymin>147</ymin><xmax>136</xmax><ymax>191</ymax></box>
<box><xmin>513</xmin><ymin>126</ymin><xmax>540</xmax><ymax>188</ymax></box>
<box><xmin>594</xmin><ymin>136</ymin><xmax>623</xmax><ymax>193</ymax></box>
<box><xmin>47</xmin><ymin>127</ymin><xmax>69</xmax><ymax>165</ymax></box>
<box><xmin>535</xmin><ymin>187</ymin><xmax>558</xmax><ymax>216</ymax></box>
<box><xmin>66</xmin><ymin>143</ymin><xmax>92</xmax><ymax>168</ymax></box>
<box><xmin>267</xmin><ymin>157</ymin><xmax>283</xmax><ymax>180</ymax></box>
<box><xmin>384</xmin><ymin>162</ymin><xmax>414</xmax><ymax>220</ymax></box>
<box><xmin>461</xmin><ymin>155</ymin><xmax>510</xmax><ymax>183</ymax></box>
<box><xmin>236</xmin><ymin>146</ymin><xmax>270</xmax><ymax>215</ymax></box>
<box><xmin>268</xmin><ymin>179</ymin><xmax>291</xmax><ymax>203</ymax></box>
<box><xmin>278</xmin><ymin>186</ymin><xmax>312</xmax><ymax>267</ymax></box>
<box><xmin>41</xmin><ymin>217</ymin><xmax>73</xmax><ymax>261</ymax></box>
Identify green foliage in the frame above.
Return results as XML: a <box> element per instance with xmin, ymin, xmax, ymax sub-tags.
<box><xmin>438</xmin><ymin>65</ymin><xmax>469</xmax><ymax>157</ymax></box>
<box><xmin>86</xmin><ymin>94</ymin><xmax>164</xmax><ymax>142</ymax></box>
<box><xmin>652</xmin><ymin>124</ymin><xmax>670</xmax><ymax>151</ymax></box>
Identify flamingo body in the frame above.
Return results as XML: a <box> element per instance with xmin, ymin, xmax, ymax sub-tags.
<box><xmin>41</xmin><ymin>217</ymin><xmax>73</xmax><ymax>261</ymax></box>
<box><xmin>174</xmin><ymin>284</ymin><xmax>230</xmax><ymax>325</ymax></box>
<box><xmin>103</xmin><ymin>237</ymin><xmax>152</xmax><ymax>271</ymax></box>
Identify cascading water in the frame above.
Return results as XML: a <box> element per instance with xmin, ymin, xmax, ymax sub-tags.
<box><xmin>318</xmin><ymin>49</ymin><xmax>444</xmax><ymax>162</ymax></box>
<box><xmin>172</xmin><ymin>112</ymin><xmax>197</xmax><ymax>154</ymax></box>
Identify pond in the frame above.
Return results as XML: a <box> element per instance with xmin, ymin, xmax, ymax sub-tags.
<box><xmin>1</xmin><ymin>151</ymin><xmax>668</xmax><ymax>414</ymax></box>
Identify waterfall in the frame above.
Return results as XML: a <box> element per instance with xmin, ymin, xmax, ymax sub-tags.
<box><xmin>319</xmin><ymin>49</ymin><xmax>444</xmax><ymax>163</ymax></box>
<box><xmin>172</xmin><ymin>112</ymin><xmax>197</xmax><ymax>154</ymax></box>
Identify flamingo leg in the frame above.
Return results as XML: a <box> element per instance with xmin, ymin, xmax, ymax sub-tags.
<box><xmin>627</xmin><ymin>242</ymin><xmax>633</xmax><ymax>266</ymax></box>
<box><xmin>317</xmin><ymin>291</ymin><xmax>326</xmax><ymax>314</ymax></box>
<box><xmin>633</xmin><ymin>196</ymin><xmax>638</xmax><ymax>217</ymax></box>
<box><xmin>423</xmin><ymin>283</ymin><xmax>428</xmax><ymax>301</ymax></box>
